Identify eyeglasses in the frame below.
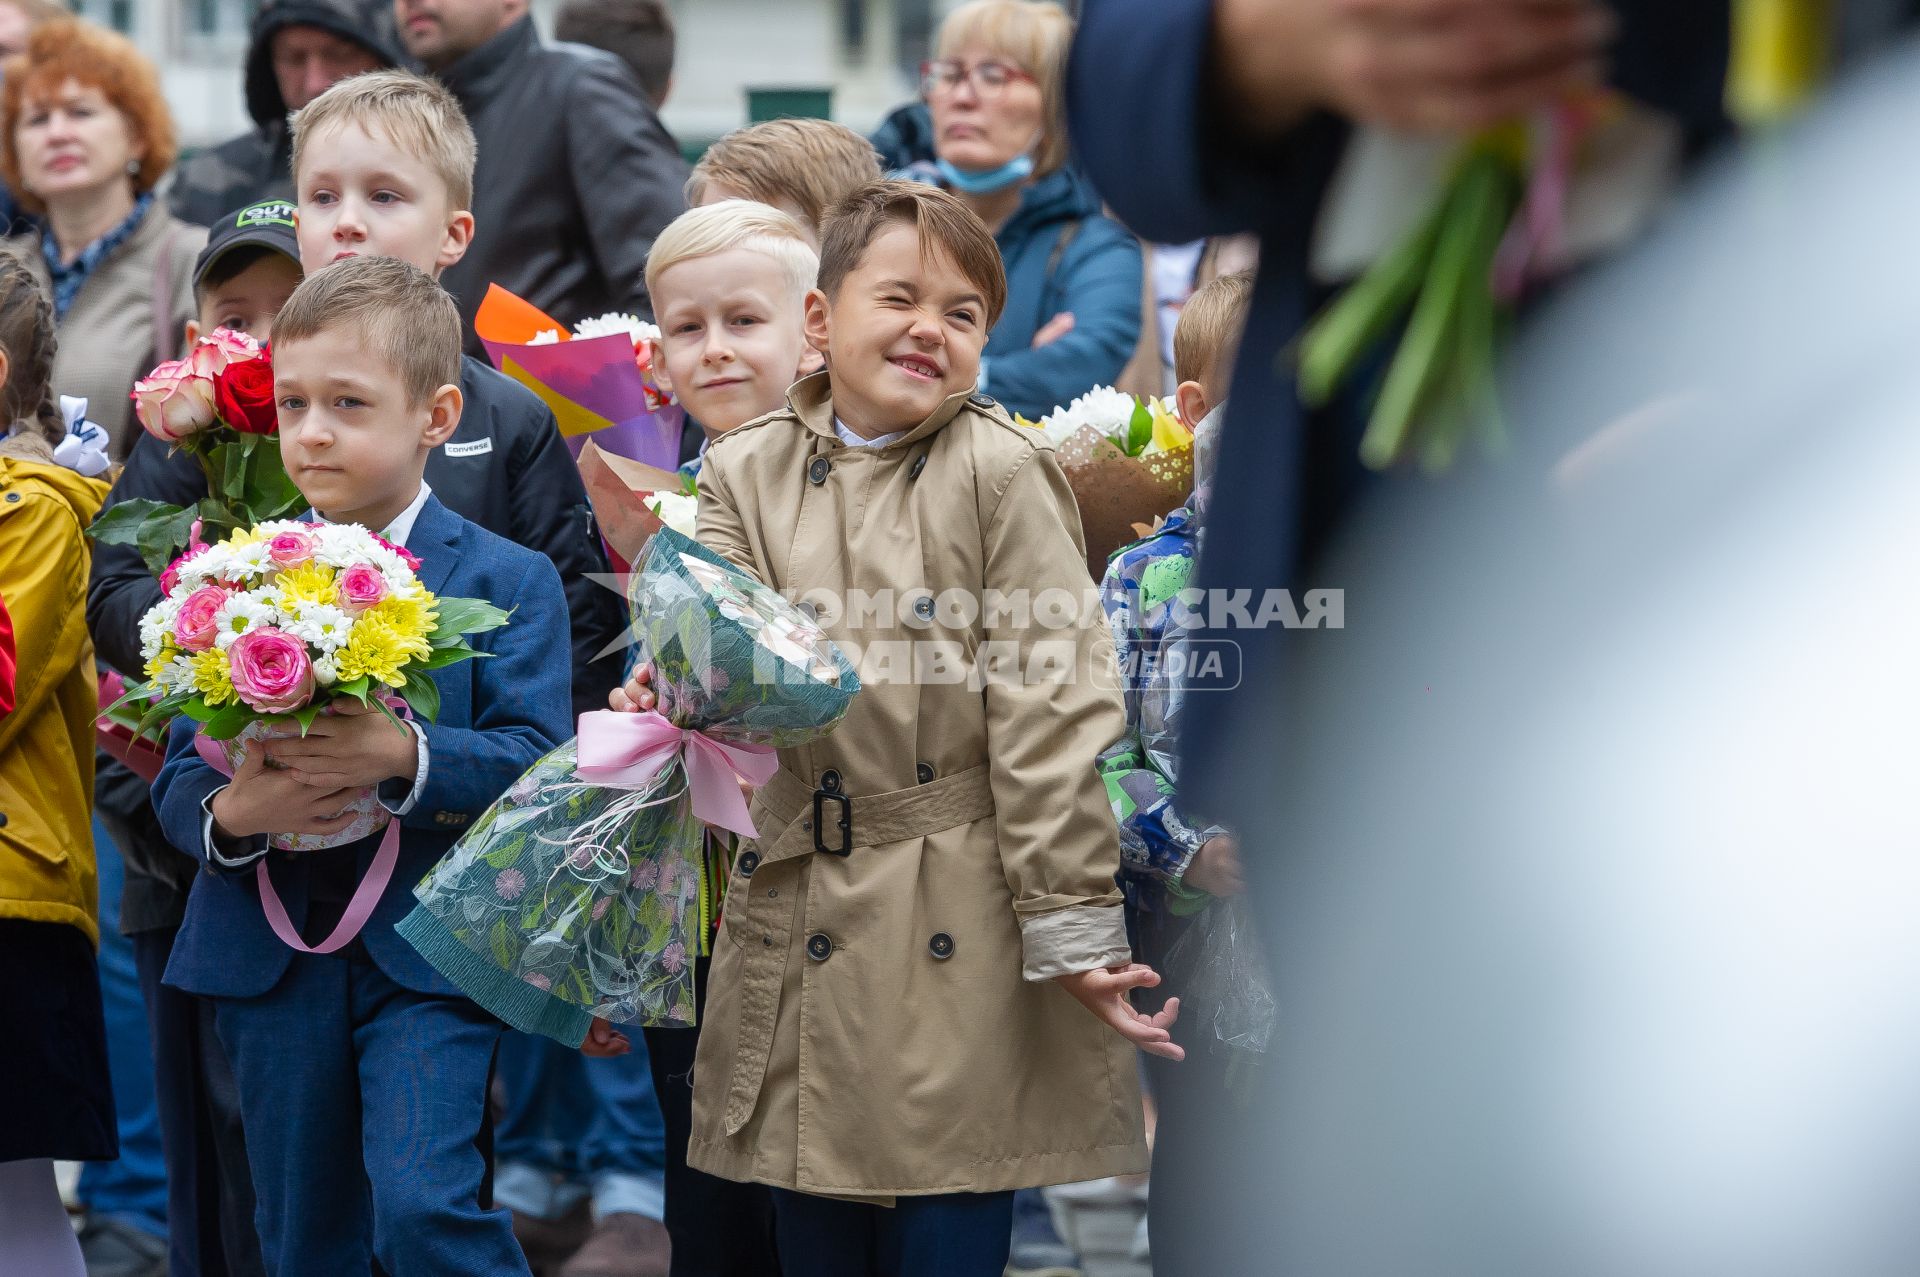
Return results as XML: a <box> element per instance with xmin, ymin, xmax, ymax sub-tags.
<box><xmin>920</xmin><ymin>59</ymin><xmax>1037</xmax><ymax>99</ymax></box>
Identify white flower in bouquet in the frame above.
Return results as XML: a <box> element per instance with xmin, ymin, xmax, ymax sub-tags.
<box><xmin>211</xmin><ymin>594</ymin><xmax>280</xmax><ymax>651</ymax></box>
<box><xmin>574</xmin><ymin>312</ymin><xmax>662</xmax><ymax>346</ymax></box>
<box><xmin>528</xmin><ymin>329</ymin><xmax>564</xmax><ymax>346</ymax></box>
<box><xmin>1037</xmin><ymin>385</ymin><xmax>1140</xmax><ymax>447</ymax></box>
<box><xmin>645</xmin><ymin>490</ymin><xmax>698</xmax><ymax>539</ymax></box>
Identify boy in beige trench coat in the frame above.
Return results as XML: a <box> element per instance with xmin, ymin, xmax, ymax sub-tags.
<box><xmin>612</xmin><ymin>181</ymin><xmax>1183</xmax><ymax>1275</ymax></box>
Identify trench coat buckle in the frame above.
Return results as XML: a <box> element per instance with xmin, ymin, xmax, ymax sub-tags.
<box><xmin>811</xmin><ymin>786</ymin><xmax>853</xmax><ymax>856</ymax></box>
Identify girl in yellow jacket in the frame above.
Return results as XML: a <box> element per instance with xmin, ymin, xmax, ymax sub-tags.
<box><xmin>0</xmin><ymin>257</ymin><xmax>114</xmax><ymax>1276</ymax></box>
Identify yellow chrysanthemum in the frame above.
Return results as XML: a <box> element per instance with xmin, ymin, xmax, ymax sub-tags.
<box><xmin>364</xmin><ymin>591</ymin><xmax>436</xmax><ymax>646</ymax></box>
<box><xmin>145</xmin><ymin>637</ymin><xmax>179</xmax><ymax>680</ymax></box>
<box><xmin>189</xmin><ymin>648</ymin><xmax>237</xmax><ymax>706</ymax></box>
<box><xmin>274</xmin><ymin>562</ymin><xmax>338</xmax><ymax>609</ymax></box>
<box><xmin>221</xmin><ymin>527</ymin><xmax>268</xmax><ymax>549</ymax></box>
<box><xmin>335</xmin><ymin>612</ymin><xmax>430</xmax><ymax>688</ymax></box>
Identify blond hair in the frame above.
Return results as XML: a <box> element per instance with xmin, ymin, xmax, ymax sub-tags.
<box><xmin>934</xmin><ymin>0</ymin><xmax>1074</xmax><ymax>178</ymax></box>
<box><xmin>1173</xmin><ymin>269</ymin><xmax>1254</xmax><ymax>390</ymax></box>
<box><xmin>646</xmin><ymin>199</ymin><xmax>820</xmax><ymax>308</ymax></box>
<box><xmin>686</xmin><ymin>119</ymin><xmax>883</xmax><ymax>235</ymax></box>
<box><xmin>273</xmin><ymin>256</ymin><xmax>462</xmax><ymax>409</ymax></box>
<box><xmin>290</xmin><ymin>69</ymin><xmax>475</xmax><ymax>211</ymax></box>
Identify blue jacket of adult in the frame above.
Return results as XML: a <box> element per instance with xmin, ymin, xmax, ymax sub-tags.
<box><xmin>1066</xmin><ymin>0</ymin><xmax>1738</xmax><ymax>823</ymax></box>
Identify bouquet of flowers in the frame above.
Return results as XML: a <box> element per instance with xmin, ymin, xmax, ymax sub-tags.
<box><xmin>398</xmin><ymin>527</ymin><xmax>860</xmax><ymax>1046</ymax></box>
<box><xmin>113</xmin><ymin>519</ymin><xmax>508</xmax><ymax>853</ymax></box>
<box><xmin>575</xmin><ymin>439</ymin><xmax>696</xmax><ymax>571</ymax></box>
<box><xmin>475</xmin><ymin>284</ymin><xmax>684</xmax><ymax>470</ymax></box>
<box><xmin>88</xmin><ymin>328</ymin><xmax>302</xmax><ymax>573</ymax></box>
<box><xmin>1162</xmin><ymin>894</ymin><xmax>1276</xmax><ymax>1101</ymax></box>
<box><xmin>1021</xmin><ymin>386</ymin><xmax>1195</xmax><ymax>577</ymax></box>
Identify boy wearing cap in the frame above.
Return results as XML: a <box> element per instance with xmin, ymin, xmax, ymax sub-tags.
<box><xmin>183</xmin><ymin>198</ymin><xmax>304</xmax><ymax>346</ymax></box>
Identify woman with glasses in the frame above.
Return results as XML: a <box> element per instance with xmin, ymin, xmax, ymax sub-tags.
<box><xmin>891</xmin><ymin>0</ymin><xmax>1142</xmax><ymax>423</ymax></box>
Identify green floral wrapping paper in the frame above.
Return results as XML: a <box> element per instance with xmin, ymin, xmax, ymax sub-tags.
<box><xmin>397</xmin><ymin>529</ymin><xmax>860</xmax><ymax>1046</ymax></box>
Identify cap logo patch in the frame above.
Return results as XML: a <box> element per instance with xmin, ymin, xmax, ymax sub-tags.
<box><xmin>235</xmin><ymin>200</ymin><xmax>295</xmax><ymax>229</ymax></box>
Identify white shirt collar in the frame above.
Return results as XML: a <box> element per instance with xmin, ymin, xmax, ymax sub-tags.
<box><xmin>308</xmin><ymin>482</ymin><xmax>433</xmax><ymax>547</ymax></box>
<box><xmin>833</xmin><ymin>416</ymin><xmax>905</xmax><ymax>449</ymax></box>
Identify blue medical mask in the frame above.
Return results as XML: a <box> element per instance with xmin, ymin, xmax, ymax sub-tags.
<box><xmin>937</xmin><ymin>153</ymin><xmax>1034</xmax><ymax>195</ymax></box>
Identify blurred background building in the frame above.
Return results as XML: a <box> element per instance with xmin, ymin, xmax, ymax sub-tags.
<box><xmin>60</xmin><ymin>0</ymin><xmax>981</xmax><ymax>153</ymax></box>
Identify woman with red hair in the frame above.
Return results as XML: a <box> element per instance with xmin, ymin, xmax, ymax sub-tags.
<box><xmin>0</xmin><ymin>17</ymin><xmax>204</xmax><ymax>456</ymax></box>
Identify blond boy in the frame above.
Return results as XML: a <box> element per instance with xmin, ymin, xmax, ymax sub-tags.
<box><xmin>684</xmin><ymin>118</ymin><xmax>883</xmax><ymax>246</ymax></box>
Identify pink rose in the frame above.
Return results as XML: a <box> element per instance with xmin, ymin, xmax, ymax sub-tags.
<box><xmin>158</xmin><ymin>548</ymin><xmax>196</xmax><ymax>595</ymax></box>
<box><xmin>337</xmin><ymin>565</ymin><xmax>389</xmax><ymax>612</ymax></box>
<box><xmin>187</xmin><ymin>327</ymin><xmax>262</xmax><ymax>379</ymax></box>
<box><xmin>266</xmin><ymin>528</ymin><xmax>317</xmax><ymax>568</ymax></box>
<box><xmin>227</xmin><ymin>627</ymin><xmax>315</xmax><ymax>714</ymax></box>
<box><xmin>372</xmin><ymin>534</ymin><xmax>421</xmax><ymax>572</ymax></box>
<box><xmin>131</xmin><ymin>358</ymin><xmax>219</xmax><ymax>442</ymax></box>
<box><xmin>173</xmin><ymin>586</ymin><xmax>229</xmax><ymax>653</ymax></box>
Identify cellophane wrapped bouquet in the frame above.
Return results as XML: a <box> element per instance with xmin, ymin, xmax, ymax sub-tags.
<box><xmin>1021</xmin><ymin>386</ymin><xmax>1195</xmax><ymax>576</ymax></box>
<box><xmin>115</xmin><ymin>520</ymin><xmax>507</xmax><ymax>850</ymax></box>
<box><xmin>399</xmin><ymin>528</ymin><xmax>860</xmax><ymax>1046</ymax></box>
<box><xmin>1162</xmin><ymin>894</ymin><xmax>1276</xmax><ymax>1101</ymax></box>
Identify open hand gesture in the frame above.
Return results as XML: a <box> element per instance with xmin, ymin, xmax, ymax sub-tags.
<box><xmin>1055</xmin><ymin>963</ymin><xmax>1184</xmax><ymax>1062</ymax></box>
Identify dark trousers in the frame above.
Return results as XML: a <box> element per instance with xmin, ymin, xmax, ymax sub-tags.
<box><xmin>642</xmin><ymin>953</ymin><xmax>780</xmax><ymax>1277</ymax></box>
<box><xmin>768</xmin><ymin>1188</ymin><xmax>1014</xmax><ymax>1277</ymax></box>
<box><xmin>132</xmin><ymin>926</ymin><xmax>266</xmax><ymax>1277</ymax></box>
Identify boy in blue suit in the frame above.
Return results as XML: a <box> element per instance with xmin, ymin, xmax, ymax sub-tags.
<box><xmin>151</xmin><ymin>256</ymin><xmax>569</xmax><ymax>1277</ymax></box>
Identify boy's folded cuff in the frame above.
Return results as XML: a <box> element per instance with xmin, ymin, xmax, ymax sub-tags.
<box><xmin>1020</xmin><ymin>904</ymin><xmax>1132</xmax><ymax>981</ymax></box>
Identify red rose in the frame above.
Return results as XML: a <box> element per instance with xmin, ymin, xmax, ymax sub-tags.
<box><xmin>213</xmin><ymin>355</ymin><xmax>278</xmax><ymax>435</ymax></box>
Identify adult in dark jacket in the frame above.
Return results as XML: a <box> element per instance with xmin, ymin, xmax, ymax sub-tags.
<box><xmin>1066</xmin><ymin>0</ymin><xmax>1920</xmax><ymax>1270</ymax></box>
<box><xmin>902</xmin><ymin>0</ymin><xmax>1140</xmax><ymax>420</ymax></box>
<box><xmin>397</xmin><ymin>0</ymin><xmax>686</xmax><ymax>350</ymax></box>
<box><xmin>168</xmin><ymin>0</ymin><xmax>398</xmax><ymax>228</ymax></box>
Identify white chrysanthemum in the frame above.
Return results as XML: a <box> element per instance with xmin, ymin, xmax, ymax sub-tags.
<box><xmin>139</xmin><ymin>601</ymin><xmax>176</xmax><ymax>660</ymax></box>
<box><xmin>574</xmin><ymin>312</ymin><xmax>659</xmax><ymax>344</ymax></box>
<box><xmin>224</xmin><ymin>540</ymin><xmax>272</xmax><ymax>582</ymax></box>
<box><xmin>313</xmin><ymin>524</ymin><xmax>379</xmax><ymax>568</ymax></box>
<box><xmin>1037</xmin><ymin>385</ymin><xmax>1137</xmax><ymax>447</ymax></box>
<box><xmin>286</xmin><ymin>604</ymin><xmax>354</xmax><ymax>653</ymax></box>
<box><xmin>155</xmin><ymin>654</ymin><xmax>199</xmax><ymax>694</ymax></box>
<box><xmin>212</xmin><ymin>593</ymin><xmax>278</xmax><ymax>651</ymax></box>
<box><xmin>528</xmin><ymin>328</ymin><xmax>563</xmax><ymax>345</ymax></box>
<box><xmin>311</xmin><ymin>653</ymin><xmax>340</xmax><ymax>686</ymax></box>
<box><xmin>645</xmin><ymin>490</ymin><xmax>698</xmax><ymax>539</ymax></box>
<box><xmin>185</xmin><ymin>543</ymin><xmax>235</xmax><ymax>584</ymax></box>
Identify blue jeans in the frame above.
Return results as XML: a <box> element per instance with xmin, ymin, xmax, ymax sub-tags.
<box><xmin>768</xmin><ymin>1188</ymin><xmax>1014</xmax><ymax>1277</ymax></box>
<box><xmin>76</xmin><ymin>816</ymin><xmax>168</xmax><ymax>1240</ymax></box>
<box><xmin>494</xmin><ymin>1032</ymin><xmax>668</xmax><ymax>1221</ymax></box>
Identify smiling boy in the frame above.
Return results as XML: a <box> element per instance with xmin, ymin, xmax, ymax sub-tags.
<box><xmin>677</xmin><ymin>180</ymin><xmax>1175</xmax><ymax>1276</ymax></box>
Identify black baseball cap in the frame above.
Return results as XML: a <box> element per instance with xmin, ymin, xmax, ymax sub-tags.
<box><xmin>192</xmin><ymin>199</ymin><xmax>301</xmax><ymax>293</ymax></box>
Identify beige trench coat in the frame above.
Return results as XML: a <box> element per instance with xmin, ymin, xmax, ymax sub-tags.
<box><xmin>687</xmin><ymin>371</ymin><xmax>1148</xmax><ymax>1200</ymax></box>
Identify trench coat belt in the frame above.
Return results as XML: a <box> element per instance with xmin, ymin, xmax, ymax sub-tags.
<box><xmin>720</xmin><ymin>765</ymin><xmax>997</xmax><ymax>1135</ymax></box>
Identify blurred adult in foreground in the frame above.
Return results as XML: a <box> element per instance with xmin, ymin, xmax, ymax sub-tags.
<box><xmin>908</xmin><ymin>0</ymin><xmax>1140</xmax><ymax>420</ymax></box>
<box><xmin>0</xmin><ymin>18</ymin><xmax>204</xmax><ymax>456</ymax></box>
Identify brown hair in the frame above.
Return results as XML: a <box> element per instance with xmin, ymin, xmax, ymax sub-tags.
<box><xmin>555</xmin><ymin>0</ymin><xmax>675</xmax><ymax>110</ymax></box>
<box><xmin>0</xmin><ymin>254</ymin><xmax>60</xmax><ymax>446</ymax></box>
<box><xmin>933</xmin><ymin>0</ymin><xmax>1074</xmax><ymax>178</ymax></box>
<box><xmin>1173</xmin><ymin>269</ymin><xmax>1254</xmax><ymax>390</ymax></box>
<box><xmin>291</xmin><ymin>69</ymin><xmax>475</xmax><ymax>211</ymax></box>
<box><xmin>0</xmin><ymin>18</ymin><xmax>177</xmax><ymax>217</ymax></box>
<box><xmin>817</xmin><ymin>180</ymin><xmax>1007</xmax><ymax>328</ymax></box>
<box><xmin>687</xmin><ymin>119</ymin><xmax>883</xmax><ymax>235</ymax></box>
<box><xmin>272</xmin><ymin>256</ymin><xmax>461</xmax><ymax>409</ymax></box>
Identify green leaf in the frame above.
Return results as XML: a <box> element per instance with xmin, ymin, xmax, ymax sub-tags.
<box><xmin>1296</xmin><ymin>189</ymin><xmax>1451</xmax><ymax>408</ymax></box>
<box><xmin>401</xmin><ymin>668</ymin><xmax>441</xmax><ymax>724</ymax></box>
<box><xmin>489</xmin><ymin>918</ymin><xmax>514</xmax><ymax>968</ymax></box>
<box><xmin>178</xmin><ymin>697</ymin><xmax>219</xmax><ymax>723</ymax></box>
<box><xmin>217</xmin><ymin>439</ymin><xmax>249</xmax><ymax>503</ymax></box>
<box><xmin>421</xmin><ymin>642</ymin><xmax>494</xmax><ymax>670</ymax></box>
<box><xmin>88</xmin><ymin>499</ymin><xmax>189</xmax><ymax>549</ymax></box>
<box><xmin>430</xmin><ymin>597</ymin><xmax>511</xmax><ymax>643</ymax></box>
<box><xmin>200</xmin><ymin>702</ymin><xmax>258</xmax><ymax>740</ymax></box>
<box><xmin>369</xmin><ymin>693</ymin><xmax>407</xmax><ymax>733</ymax></box>
<box><xmin>291</xmin><ymin>703</ymin><xmax>326</xmax><ymax>735</ymax></box>
<box><xmin>334</xmin><ymin>676</ymin><xmax>371</xmax><ymax>703</ymax></box>
<box><xmin>1124</xmin><ymin>400</ymin><xmax>1153</xmax><ymax>457</ymax></box>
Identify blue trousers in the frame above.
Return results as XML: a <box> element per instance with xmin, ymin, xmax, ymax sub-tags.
<box><xmin>211</xmin><ymin>951</ymin><xmax>527</xmax><ymax>1277</ymax></box>
<box><xmin>76</xmin><ymin>816</ymin><xmax>168</xmax><ymax>1239</ymax></box>
<box><xmin>768</xmin><ymin>1188</ymin><xmax>1014</xmax><ymax>1277</ymax></box>
<box><xmin>495</xmin><ymin>1031</ymin><xmax>667</xmax><ymax>1220</ymax></box>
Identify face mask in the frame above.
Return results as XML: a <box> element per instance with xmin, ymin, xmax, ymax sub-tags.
<box><xmin>936</xmin><ymin>153</ymin><xmax>1034</xmax><ymax>195</ymax></box>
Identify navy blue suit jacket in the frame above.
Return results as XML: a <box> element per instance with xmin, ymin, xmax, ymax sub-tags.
<box><xmin>1066</xmin><ymin>0</ymin><xmax>1734</xmax><ymax>821</ymax></box>
<box><xmin>152</xmin><ymin>496</ymin><xmax>572</xmax><ymax>999</ymax></box>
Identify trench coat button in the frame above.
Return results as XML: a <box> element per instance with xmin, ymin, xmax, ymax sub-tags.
<box><xmin>3</xmin><ymin>491</ymin><xmax>18</xmax><ymax>503</ymax></box>
<box><xmin>819</xmin><ymin>769</ymin><xmax>842</xmax><ymax>794</ymax></box>
<box><xmin>806</xmin><ymin>932</ymin><xmax>833</xmax><ymax>961</ymax></box>
<box><xmin>912</xmin><ymin>596</ymin><xmax>936</xmax><ymax>621</ymax></box>
<box><xmin>968</xmin><ymin>393</ymin><xmax>997</xmax><ymax>410</ymax></box>
<box><xmin>808</xmin><ymin>456</ymin><xmax>831</xmax><ymax>485</ymax></box>
<box><xmin>737</xmin><ymin>850</ymin><xmax>760</xmax><ymax>878</ymax></box>
<box><xmin>916</xmin><ymin>762</ymin><xmax>935</xmax><ymax>784</ymax></box>
<box><xmin>0</xmin><ymin>811</ymin><xmax>7</xmax><ymax>828</ymax></box>
<box><xmin>928</xmin><ymin>932</ymin><xmax>955</xmax><ymax>960</ymax></box>
<box><xmin>763</xmin><ymin>935</ymin><xmax>774</xmax><ymax>947</ymax></box>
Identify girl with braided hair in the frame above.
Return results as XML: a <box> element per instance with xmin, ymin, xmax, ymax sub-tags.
<box><xmin>0</xmin><ymin>249</ymin><xmax>115</xmax><ymax>1277</ymax></box>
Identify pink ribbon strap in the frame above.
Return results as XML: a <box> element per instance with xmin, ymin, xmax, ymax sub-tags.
<box><xmin>574</xmin><ymin>709</ymin><xmax>777</xmax><ymax>839</ymax></box>
<box><xmin>193</xmin><ymin>728</ymin><xmax>401</xmax><ymax>956</ymax></box>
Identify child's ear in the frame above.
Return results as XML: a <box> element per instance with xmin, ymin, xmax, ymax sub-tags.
<box><xmin>423</xmin><ymin>383</ymin><xmax>463</xmax><ymax>447</ymax></box>
<box><xmin>645</xmin><ymin>339</ymin><xmax>672</xmax><ymax>396</ymax></box>
<box><xmin>183</xmin><ymin>318</ymin><xmax>202</xmax><ymax>349</ymax></box>
<box><xmin>1174</xmin><ymin>380</ymin><xmax>1209</xmax><ymax>432</ymax></box>
<box><xmin>436</xmin><ymin>210</ymin><xmax>477</xmax><ymax>273</ymax></box>
<box><xmin>796</xmin><ymin>345</ymin><xmax>824</xmax><ymax>378</ymax></box>
<box><xmin>802</xmin><ymin>288</ymin><xmax>831</xmax><ymax>356</ymax></box>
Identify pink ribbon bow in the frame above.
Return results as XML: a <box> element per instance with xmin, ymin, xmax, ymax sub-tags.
<box><xmin>574</xmin><ymin>709</ymin><xmax>777</xmax><ymax>838</ymax></box>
